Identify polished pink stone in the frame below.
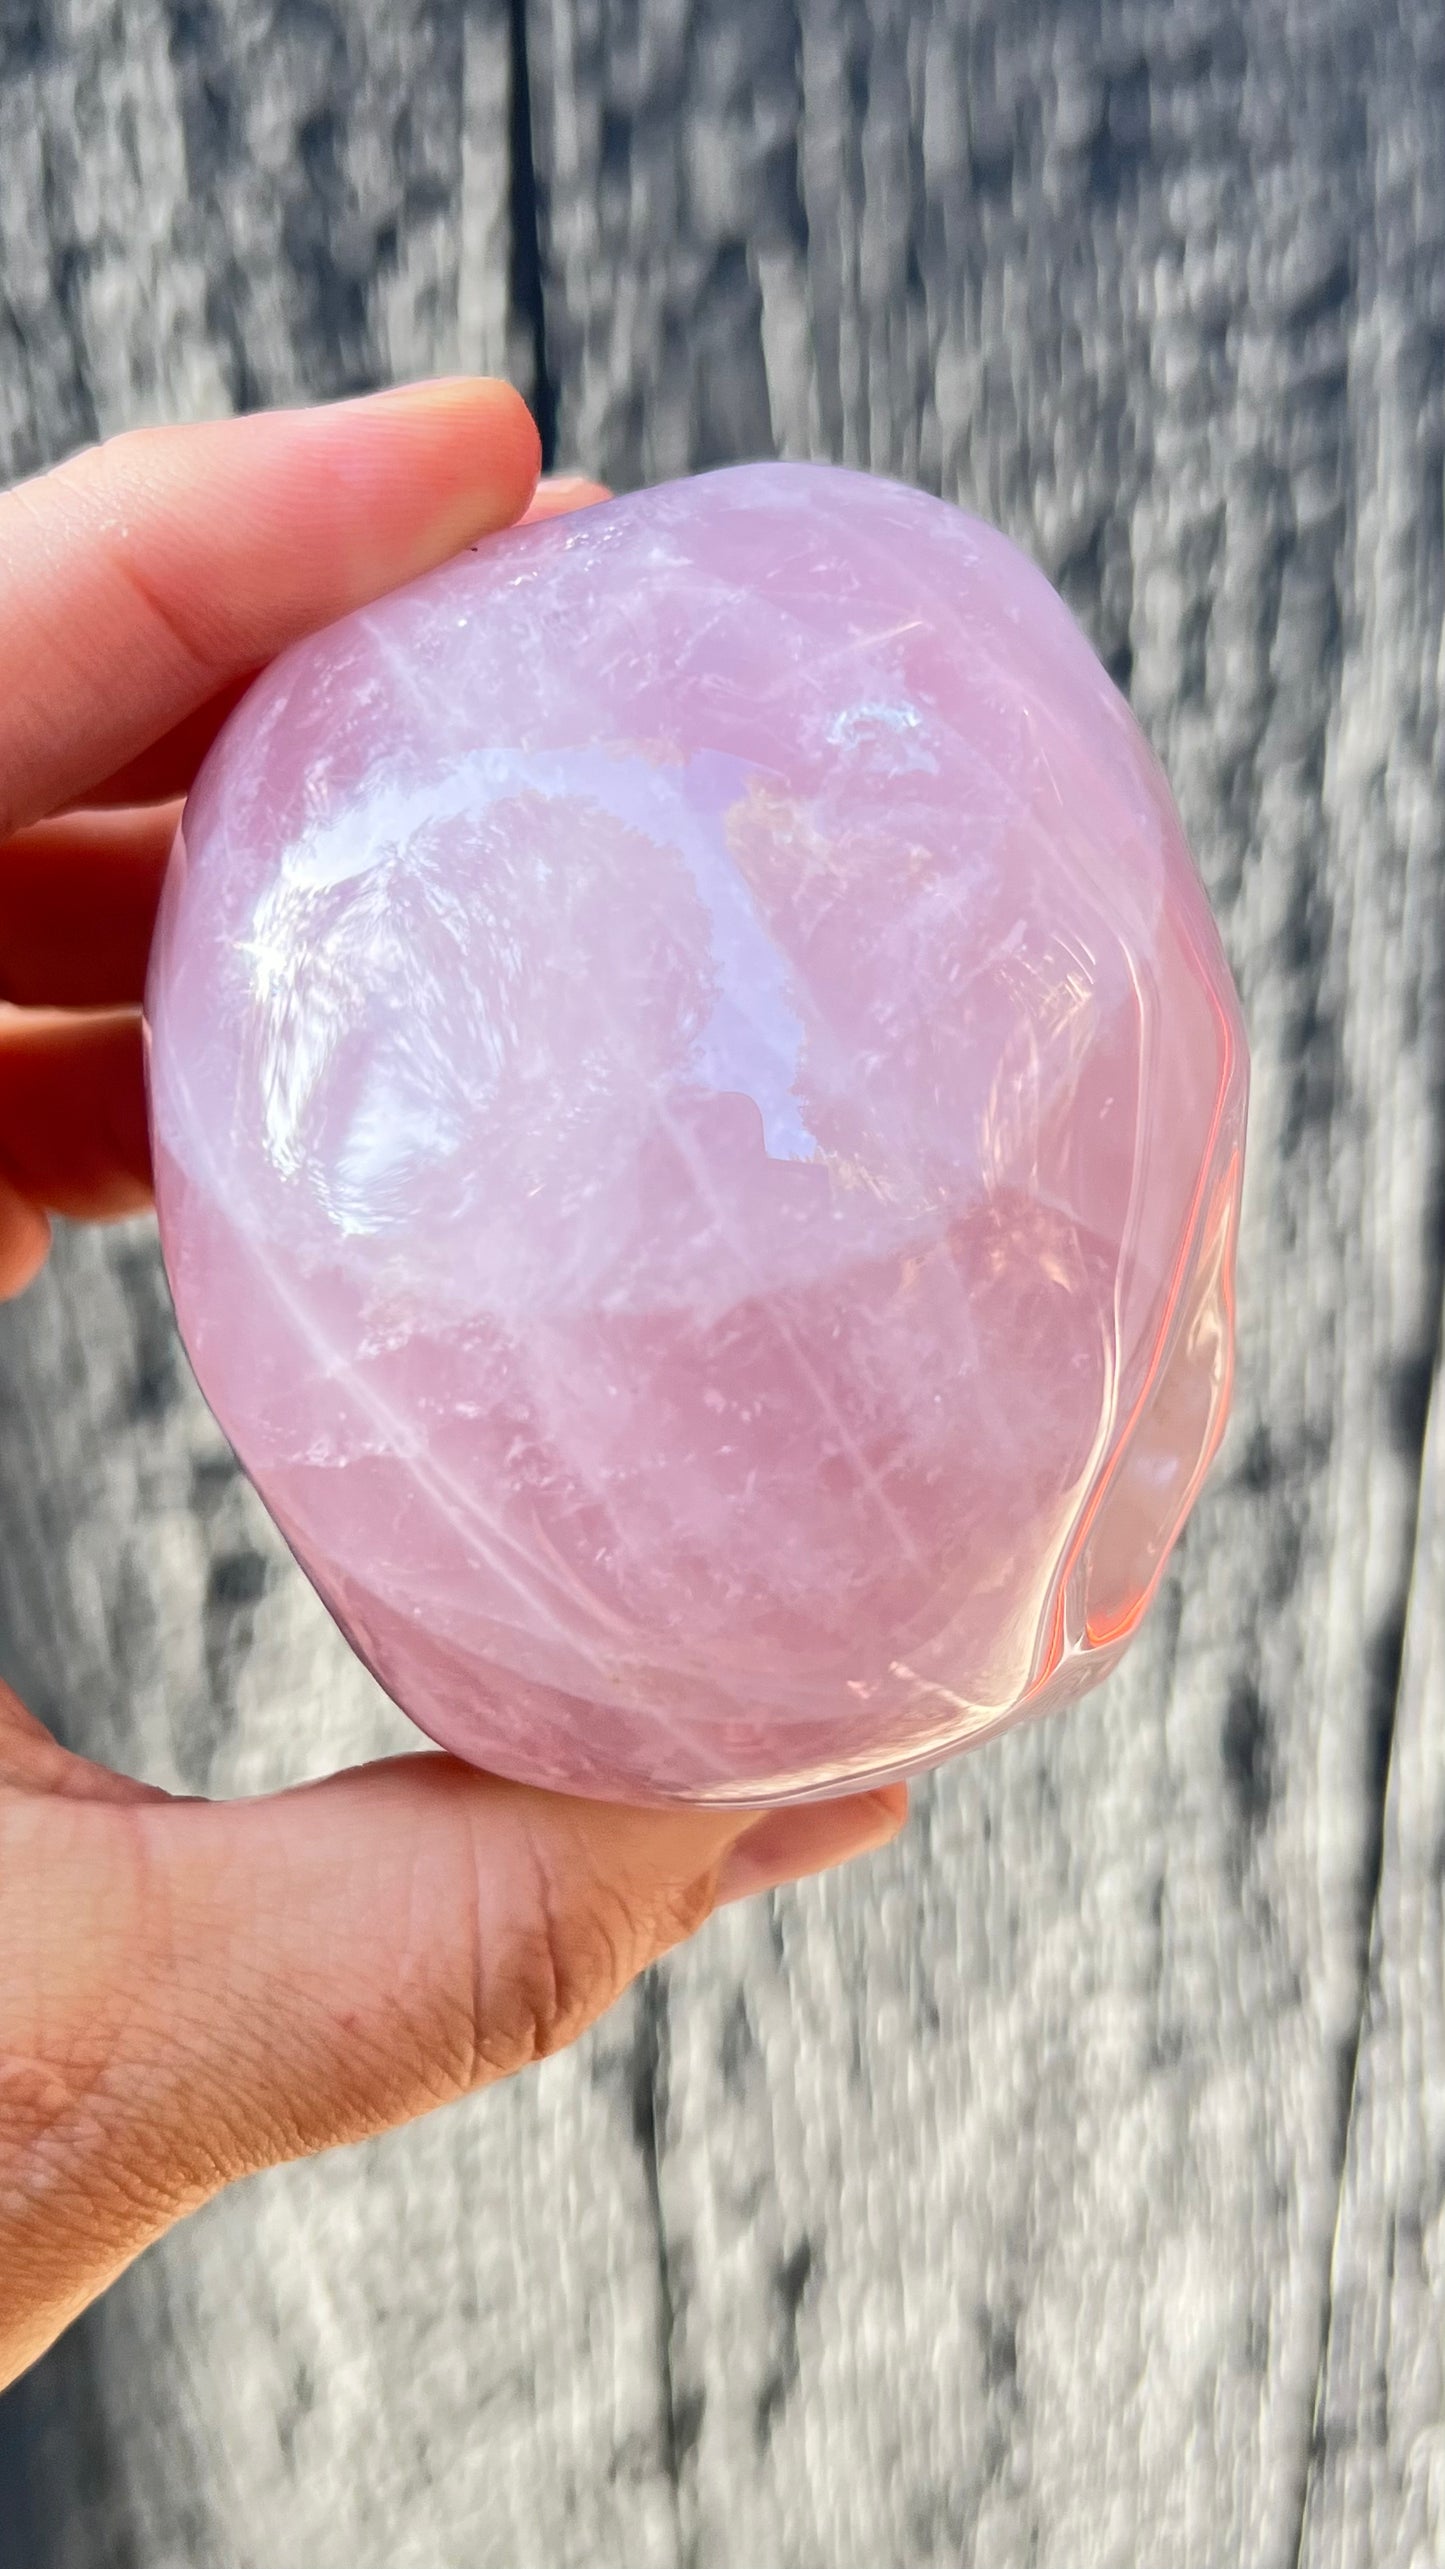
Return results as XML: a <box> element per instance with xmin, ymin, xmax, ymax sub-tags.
<box><xmin>146</xmin><ymin>462</ymin><xmax>1248</xmax><ymax>1806</ymax></box>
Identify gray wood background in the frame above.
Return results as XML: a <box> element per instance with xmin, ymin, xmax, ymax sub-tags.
<box><xmin>1</xmin><ymin>0</ymin><xmax>1443</xmax><ymax>2562</ymax></box>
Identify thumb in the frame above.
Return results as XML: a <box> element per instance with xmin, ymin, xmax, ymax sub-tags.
<box><xmin>140</xmin><ymin>1758</ymin><xmax>905</xmax><ymax>2170</ymax></box>
<box><xmin>2</xmin><ymin>1755</ymin><xmax>904</xmax><ymax>2378</ymax></box>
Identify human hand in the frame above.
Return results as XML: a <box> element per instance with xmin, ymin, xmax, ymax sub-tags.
<box><xmin>0</xmin><ymin>383</ymin><xmax>907</xmax><ymax>2389</ymax></box>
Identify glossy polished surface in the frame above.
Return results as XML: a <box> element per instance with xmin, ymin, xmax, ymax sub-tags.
<box><xmin>147</xmin><ymin>463</ymin><xmax>1248</xmax><ymax>1804</ymax></box>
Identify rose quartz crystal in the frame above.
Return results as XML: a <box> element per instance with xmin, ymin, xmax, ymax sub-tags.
<box><xmin>146</xmin><ymin>462</ymin><xmax>1247</xmax><ymax>1805</ymax></box>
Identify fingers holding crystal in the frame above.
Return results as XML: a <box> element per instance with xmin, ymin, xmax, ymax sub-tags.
<box><xmin>0</xmin><ymin>805</ymin><xmax>180</xmax><ymax>1008</ymax></box>
<box><xmin>0</xmin><ymin>400</ymin><xmax>612</xmax><ymax>1294</ymax></box>
<box><xmin>0</xmin><ymin>380</ymin><xmax>543</xmax><ymax>840</ymax></box>
<box><xmin>0</xmin><ymin>1008</ymin><xmax>150</xmax><ymax>1271</ymax></box>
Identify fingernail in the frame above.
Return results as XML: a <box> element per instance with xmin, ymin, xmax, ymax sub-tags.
<box><xmin>714</xmin><ymin>1788</ymin><xmax>906</xmax><ymax>1908</ymax></box>
<box><xmin>522</xmin><ymin>474</ymin><xmax>612</xmax><ymax>520</ymax></box>
<box><xmin>349</xmin><ymin>375</ymin><xmax>492</xmax><ymax>410</ymax></box>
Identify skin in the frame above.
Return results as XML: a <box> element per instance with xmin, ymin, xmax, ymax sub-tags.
<box><xmin>0</xmin><ymin>380</ymin><xmax>906</xmax><ymax>2391</ymax></box>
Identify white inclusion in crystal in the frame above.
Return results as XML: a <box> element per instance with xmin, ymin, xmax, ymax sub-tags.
<box><xmin>245</xmin><ymin>743</ymin><xmax>820</xmax><ymax>1176</ymax></box>
<box><xmin>825</xmin><ymin>698</ymin><xmax>938</xmax><ymax>774</ymax></box>
<box><xmin>328</xmin><ymin>1068</ymin><xmax>465</xmax><ymax>1232</ymax></box>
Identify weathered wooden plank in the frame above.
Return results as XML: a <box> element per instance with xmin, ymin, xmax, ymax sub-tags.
<box><xmin>526</xmin><ymin>1</ymin><xmax>1445</xmax><ymax>2562</ymax></box>
<box><xmin>1298</xmin><ymin>1292</ymin><xmax>1445</xmax><ymax>2568</ymax></box>
<box><xmin>1292</xmin><ymin>31</ymin><xmax>1445</xmax><ymax>2551</ymax></box>
<box><xmin>2</xmin><ymin>1</ymin><xmax>1443</xmax><ymax>2565</ymax></box>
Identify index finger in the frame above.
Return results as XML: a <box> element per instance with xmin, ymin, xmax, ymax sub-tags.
<box><xmin>0</xmin><ymin>378</ymin><xmax>540</xmax><ymax>840</ymax></box>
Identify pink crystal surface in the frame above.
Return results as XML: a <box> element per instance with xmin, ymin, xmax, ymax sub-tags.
<box><xmin>146</xmin><ymin>461</ymin><xmax>1248</xmax><ymax>1806</ymax></box>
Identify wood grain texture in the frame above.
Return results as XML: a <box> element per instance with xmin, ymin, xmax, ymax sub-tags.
<box><xmin>1299</xmin><ymin>1289</ymin><xmax>1445</xmax><ymax>2569</ymax></box>
<box><xmin>1294</xmin><ymin>23</ymin><xmax>1445</xmax><ymax>2562</ymax></box>
<box><xmin>2</xmin><ymin>1</ymin><xmax>1443</xmax><ymax>2564</ymax></box>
